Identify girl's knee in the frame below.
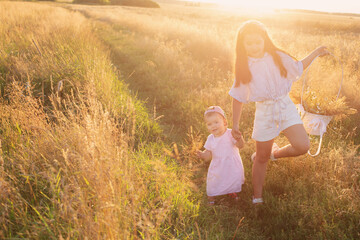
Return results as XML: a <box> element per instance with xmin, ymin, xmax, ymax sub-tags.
<box><xmin>255</xmin><ymin>153</ymin><xmax>270</xmax><ymax>163</ymax></box>
<box><xmin>296</xmin><ymin>140</ymin><xmax>310</xmax><ymax>155</ymax></box>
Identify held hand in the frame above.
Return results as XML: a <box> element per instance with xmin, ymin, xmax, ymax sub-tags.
<box><xmin>236</xmin><ymin>135</ymin><xmax>245</xmax><ymax>149</ymax></box>
<box><xmin>231</xmin><ymin>129</ymin><xmax>242</xmax><ymax>141</ymax></box>
<box><xmin>316</xmin><ymin>46</ymin><xmax>330</xmax><ymax>57</ymax></box>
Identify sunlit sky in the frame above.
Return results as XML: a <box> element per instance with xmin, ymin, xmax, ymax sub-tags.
<box><xmin>185</xmin><ymin>0</ymin><xmax>360</xmax><ymax>14</ymax></box>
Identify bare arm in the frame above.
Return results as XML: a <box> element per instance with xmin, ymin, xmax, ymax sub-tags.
<box><xmin>196</xmin><ymin>149</ymin><xmax>212</xmax><ymax>162</ymax></box>
<box><xmin>232</xmin><ymin>98</ymin><xmax>243</xmax><ymax>140</ymax></box>
<box><xmin>301</xmin><ymin>46</ymin><xmax>329</xmax><ymax>70</ymax></box>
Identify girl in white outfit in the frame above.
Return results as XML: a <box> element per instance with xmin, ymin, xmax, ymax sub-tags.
<box><xmin>197</xmin><ymin>106</ymin><xmax>245</xmax><ymax>205</ymax></box>
<box><xmin>229</xmin><ymin>20</ymin><xmax>329</xmax><ymax>204</ymax></box>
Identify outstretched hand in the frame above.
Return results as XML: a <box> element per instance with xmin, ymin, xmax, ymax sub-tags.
<box><xmin>302</xmin><ymin>46</ymin><xmax>331</xmax><ymax>70</ymax></box>
<box><xmin>316</xmin><ymin>46</ymin><xmax>330</xmax><ymax>57</ymax></box>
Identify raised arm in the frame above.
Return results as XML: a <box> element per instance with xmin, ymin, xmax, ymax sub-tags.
<box><xmin>301</xmin><ymin>46</ymin><xmax>329</xmax><ymax>70</ymax></box>
<box><xmin>232</xmin><ymin>98</ymin><xmax>243</xmax><ymax>140</ymax></box>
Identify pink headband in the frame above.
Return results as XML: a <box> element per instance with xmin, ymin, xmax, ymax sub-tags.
<box><xmin>204</xmin><ymin>106</ymin><xmax>226</xmax><ymax>119</ymax></box>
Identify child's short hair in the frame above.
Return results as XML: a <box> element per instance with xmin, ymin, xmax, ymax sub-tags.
<box><xmin>204</xmin><ymin>106</ymin><xmax>226</xmax><ymax>119</ymax></box>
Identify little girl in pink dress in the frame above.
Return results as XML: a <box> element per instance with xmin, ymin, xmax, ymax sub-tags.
<box><xmin>197</xmin><ymin>106</ymin><xmax>245</xmax><ymax>205</ymax></box>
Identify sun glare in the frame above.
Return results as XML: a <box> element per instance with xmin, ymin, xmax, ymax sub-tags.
<box><xmin>185</xmin><ymin>0</ymin><xmax>360</xmax><ymax>14</ymax></box>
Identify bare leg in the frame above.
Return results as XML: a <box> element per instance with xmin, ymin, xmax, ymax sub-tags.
<box><xmin>273</xmin><ymin>124</ymin><xmax>310</xmax><ymax>159</ymax></box>
<box><xmin>253</xmin><ymin>139</ymin><xmax>274</xmax><ymax>198</ymax></box>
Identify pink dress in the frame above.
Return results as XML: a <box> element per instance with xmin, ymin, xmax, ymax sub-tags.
<box><xmin>204</xmin><ymin>129</ymin><xmax>245</xmax><ymax>197</ymax></box>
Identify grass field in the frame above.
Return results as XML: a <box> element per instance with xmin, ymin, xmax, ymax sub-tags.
<box><xmin>1</xmin><ymin>1</ymin><xmax>359</xmax><ymax>239</ymax></box>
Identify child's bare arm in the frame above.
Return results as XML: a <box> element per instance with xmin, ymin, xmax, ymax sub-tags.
<box><xmin>196</xmin><ymin>149</ymin><xmax>212</xmax><ymax>162</ymax></box>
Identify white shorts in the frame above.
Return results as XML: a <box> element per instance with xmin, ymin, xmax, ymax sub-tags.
<box><xmin>252</xmin><ymin>94</ymin><xmax>303</xmax><ymax>142</ymax></box>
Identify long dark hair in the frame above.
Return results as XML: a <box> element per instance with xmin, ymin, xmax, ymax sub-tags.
<box><xmin>234</xmin><ymin>20</ymin><xmax>291</xmax><ymax>86</ymax></box>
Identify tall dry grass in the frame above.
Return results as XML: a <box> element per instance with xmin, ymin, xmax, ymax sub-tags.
<box><xmin>65</xmin><ymin>3</ymin><xmax>360</xmax><ymax>238</ymax></box>
<box><xmin>1</xmin><ymin>1</ymin><xmax>359</xmax><ymax>238</ymax></box>
<box><xmin>1</xmin><ymin>1</ymin><xmax>163</xmax><ymax>143</ymax></box>
<box><xmin>0</xmin><ymin>2</ymin><xmax>198</xmax><ymax>239</ymax></box>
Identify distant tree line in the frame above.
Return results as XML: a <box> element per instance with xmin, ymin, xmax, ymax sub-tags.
<box><xmin>73</xmin><ymin>0</ymin><xmax>160</xmax><ymax>8</ymax></box>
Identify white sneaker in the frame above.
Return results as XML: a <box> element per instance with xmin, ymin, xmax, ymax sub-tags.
<box><xmin>270</xmin><ymin>143</ymin><xmax>279</xmax><ymax>161</ymax></box>
<box><xmin>251</xmin><ymin>152</ymin><xmax>256</xmax><ymax>162</ymax></box>
<box><xmin>252</xmin><ymin>197</ymin><xmax>264</xmax><ymax>204</ymax></box>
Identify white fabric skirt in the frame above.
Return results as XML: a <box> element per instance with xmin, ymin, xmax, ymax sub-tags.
<box><xmin>252</xmin><ymin>94</ymin><xmax>303</xmax><ymax>142</ymax></box>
